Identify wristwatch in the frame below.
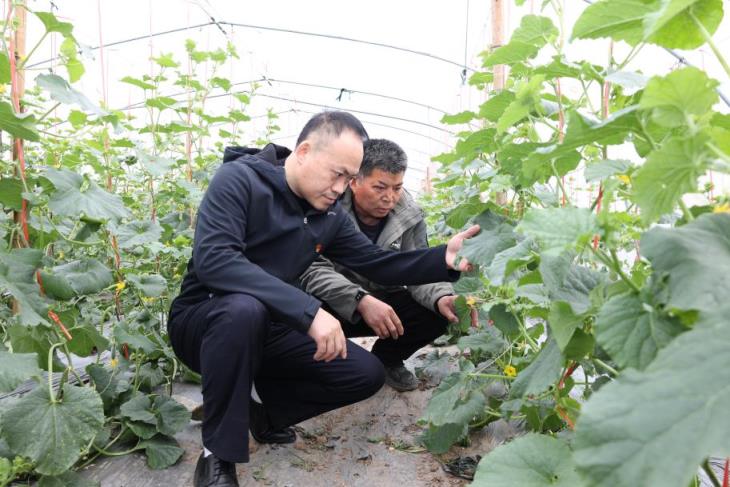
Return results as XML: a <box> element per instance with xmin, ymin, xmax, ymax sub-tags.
<box><xmin>354</xmin><ymin>290</ymin><xmax>369</xmax><ymax>302</ymax></box>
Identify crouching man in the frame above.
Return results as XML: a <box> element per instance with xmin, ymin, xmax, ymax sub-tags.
<box><xmin>300</xmin><ymin>139</ymin><xmax>460</xmax><ymax>392</ymax></box>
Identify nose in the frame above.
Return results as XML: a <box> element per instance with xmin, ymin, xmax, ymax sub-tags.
<box><xmin>332</xmin><ymin>178</ymin><xmax>347</xmax><ymax>195</ymax></box>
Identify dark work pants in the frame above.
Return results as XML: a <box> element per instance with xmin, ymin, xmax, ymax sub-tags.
<box><xmin>326</xmin><ymin>289</ymin><xmax>448</xmax><ymax>367</ymax></box>
<box><xmin>167</xmin><ymin>293</ymin><xmax>385</xmax><ymax>463</ymax></box>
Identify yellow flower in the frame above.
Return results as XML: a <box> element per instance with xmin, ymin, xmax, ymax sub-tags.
<box><xmin>466</xmin><ymin>296</ymin><xmax>476</xmax><ymax>307</ymax></box>
<box><xmin>617</xmin><ymin>174</ymin><xmax>631</xmax><ymax>184</ymax></box>
<box><xmin>115</xmin><ymin>281</ymin><xmax>126</xmax><ymax>291</ymax></box>
<box><xmin>143</xmin><ymin>296</ymin><xmax>155</xmax><ymax>303</ymax></box>
<box><xmin>110</xmin><ymin>358</ymin><xmax>119</xmax><ymax>368</ymax></box>
<box><xmin>713</xmin><ymin>202</ymin><xmax>730</xmax><ymax>214</ymax></box>
<box><xmin>0</xmin><ymin>84</ymin><xmax>6</xmax><ymax>94</ymax></box>
<box><xmin>58</xmin><ymin>251</ymin><xmax>64</xmax><ymax>259</ymax></box>
<box><xmin>504</xmin><ymin>365</ymin><xmax>517</xmax><ymax>378</ymax></box>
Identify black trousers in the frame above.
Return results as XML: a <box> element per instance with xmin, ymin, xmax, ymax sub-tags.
<box><xmin>326</xmin><ymin>289</ymin><xmax>449</xmax><ymax>367</ymax></box>
<box><xmin>167</xmin><ymin>293</ymin><xmax>385</xmax><ymax>463</ymax></box>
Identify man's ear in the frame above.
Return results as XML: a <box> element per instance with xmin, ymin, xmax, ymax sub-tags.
<box><xmin>349</xmin><ymin>175</ymin><xmax>361</xmax><ymax>190</ymax></box>
<box><xmin>294</xmin><ymin>140</ymin><xmax>311</xmax><ymax>164</ymax></box>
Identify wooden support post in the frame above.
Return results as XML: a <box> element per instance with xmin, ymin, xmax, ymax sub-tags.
<box><xmin>491</xmin><ymin>0</ymin><xmax>509</xmax><ymax>206</ymax></box>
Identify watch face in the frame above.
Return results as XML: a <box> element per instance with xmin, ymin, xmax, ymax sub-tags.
<box><xmin>355</xmin><ymin>290</ymin><xmax>367</xmax><ymax>301</ymax></box>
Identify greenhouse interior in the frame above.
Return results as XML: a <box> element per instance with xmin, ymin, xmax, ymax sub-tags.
<box><xmin>0</xmin><ymin>0</ymin><xmax>728</xmax><ymax>486</ymax></box>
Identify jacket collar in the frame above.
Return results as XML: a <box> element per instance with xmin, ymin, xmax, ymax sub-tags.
<box><xmin>341</xmin><ymin>188</ymin><xmax>422</xmax><ymax>247</ymax></box>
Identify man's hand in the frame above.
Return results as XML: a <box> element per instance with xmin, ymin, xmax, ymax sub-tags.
<box><xmin>357</xmin><ymin>294</ymin><xmax>404</xmax><ymax>340</ymax></box>
<box><xmin>446</xmin><ymin>224</ymin><xmax>480</xmax><ymax>272</ymax></box>
<box><xmin>308</xmin><ymin>308</ymin><xmax>348</xmax><ymax>362</ymax></box>
<box><xmin>436</xmin><ymin>295</ymin><xmax>459</xmax><ymax>323</ymax></box>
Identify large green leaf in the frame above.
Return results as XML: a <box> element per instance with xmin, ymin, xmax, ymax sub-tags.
<box><xmin>509</xmin><ymin>338</ymin><xmax>563</xmax><ymax>398</ymax></box>
<box><xmin>0</xmin><ymin>248</ymin><xmax>48</xmax><ymax>326</ymax></box>
<box><xmin>8</xmin><ymin>324</ymin><xmax>65</xmax><ymax>372</ymax></box>
<box><xmin>86</xmin><ymin>363</ymin><xmax>132</xmax><ymax>411</ymax></box>
<box><xmin>422</xmin><ymin>370</ymin><xmax>486</xmax><ymax>427</ymax></box>
<box><xmin>571</xmin><ymin>0</ymin><xmax>658</xmax><ymax>45</ymax></box>
<box><xmin>595</xmin><ymin>292</ymin><xmax>684</xmax><ymax>370</ymax></box>
<box><xmin>497</xmin><ymin>76</ymin><xmax>545</xmax><ymax>133</ymax></box>
<box><xmin>126</xmin><ymin>274</ymin><xmax>167</xmax><ymax>297</ymax></box>
<box><xmin>139</xmin><ymin>435</ymin><xmax>184</xmax><ymax>470</ymax></box>
<box><xmin>486</xmin><ymin>238</ymin><xmax>536</xmax><ymax>286</ymax></box>
<box><xmin>547</xmin><ymin>301</ymin><xmax>584</xmax><ymax>351</ymax></box>
<box><xmin>45</xmin><ymin>168</ymin><xmax>131</xmax><ymax>222</ymax></box>
<box><xmin>457</xmin><ymin>329</ymin><xmax>508</xmax><ymax>357</ymax></box>
<box><xmin>0</xmin><ymin>101</ymin><xmax>39</xmax><ymax>141</ymax></box>
<box><xmin>0</xmin><ymin>51</ymin><xmax>10</xmax><ymax>84</ymax></box>
<box><xmin>644</xmin><ymin>0</ymin><xmax>724</xmax><ymax>50</ymax></box>
<box><xmin>35</xmin><ymin>74</ymin><xmax>102</xmax><ymax>114</ymax></box>
<box><xmin>640</xmin><ymin>67</ymin><xmax>719</xmax><ymax>127</ymax></box>
<box><xmin>472</xmin><ymin>433</ymin><xmax>585</xmax><ymax>487</ymax></box>
<box><xmin>489</xmin><ymin>303</ymin><xmax>521</xmax><ymax>339</ymax></box>
<box><xmin>0</xmin><ymin>384</ymin><xmax>104</xmax><ymax>475</ymax></box>
<box><xmin>544</xmin><ymin>264</ymin><xmax>604</xmax><ymax>315</ymax></box>
<box><xmin>518</xmin><ymin>207</ymin><xmax>598</xmax><ymax>257</ymax></box>
<box><xmin>120</xmin><ymin>394</ymin><xmax>157</xmax><ymax>424</ymax></box>
<box><xmin>153</xmin><ymin>396</ymin><xmax>191</xmax><ymax>436</ymax></box>
<box><xmin>0</xmin><ymin>351</ymin><xmax>40</xmax><ymax>392</ymax></box>
<box><xmin>66</xmin><ymin>324</ymin><xmax>109</xmax><ymax>358</ymax></box>
<box><xmin>421</xmin><ymin>422</ymin><xmax>468</xmax><ymax>455</ymax></box>
<box><xmin>633</xmin><ymin>135</ymin><xmax>709</xmax><ymax>222</ymax></box>
<box><xmin>0</xmin><ymin>177</ymin><xmax>23</xmax><ymax>210</ymax></box>
<box><xmin>34</xmin><ymin>11</ymin><xmax>74</xmax><ymax>37</ymax></box>
<box><xmin>482</xmin><ymin>15</ymin><xmax>557</xmax><ymax>67</ymax></box>
<box><xmin>459</xmin><ymin>211</ymin><xmax>517</xmax><ymax>268</ymax></box>
<box><xmin>116</xmin><ymin>220</ymin><xmax>163</xmax><ymax>249</ymax></box>
<box><xmin>40</xmin><ymin>259</ymin><xmax>113</xmax><ymax>300</ymax></box>
<box><xmin>641</xmin><ymin>213</ymin><xmax>730</xmax><ymax>312</ymax></box>
<box><xmin>573</xmin><ymin>305</ymin><xmax>730</xmax><ymax>487</ymax></box>
<box><xmin>584</xmin><ymin>159</ymin><xmax>633</xmax><ymax>182</ymax></box>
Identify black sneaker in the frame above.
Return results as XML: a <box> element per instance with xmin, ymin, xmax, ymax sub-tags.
<box><xmin>384</xmin><ymin>364</ymin><xmax>418</xmax><ymax>391</ymax></box>
<box><xmin>193</xmin><ymin>452</ymin><xmax>238</xmax><ymax>487</ymax></box>
<box><xmin>249</xmin><ymin>399</ymin><xmax>296</xmax><ymax>444</ymax></box>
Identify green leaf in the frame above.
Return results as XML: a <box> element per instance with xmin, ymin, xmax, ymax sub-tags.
<box><xmin>0</xmin><ymin>52</ymin><xmax>10</xmax><ymax>84</ymax></box>
<box><xmin>66</xmin><ymin>324</ymin><xmax>109</xmax><ymax>358</ymax></box>
<box><xmin>584</xmin><ymin>159</ymin><xmax>633</xmax><ymax>182</ymax></box>
<box><xmin>441</xmin><ymin>111</ymin><xmax>476</xmax><ymax>125</ymax></box>
<box><xmin>114</xmin><ymin>322</ymin><xmax>157</xmax><ymax>354</ymax></box>
<box><xmin>153</xmin><ymin>396</ymin><xmax>191</xmax><ymax>436</ymax></box>
<box><xmin>489</xmin><ymin>303</ymin><xmax>521</xmax><ymax>339</ymax></box>
<box><xmin>139</xmin><ymin>435</ymin><xmax>184</xmax><ymax>469</ymax></box>
<box><xmin>145</xmin><ymin>96</ymin><xmax>178</xmax><ymax>110</ymax></box>
<box><xmin>45</xmin><ymin>168</ymin><xmax>131</xmax><ymax>222</ymax></box>
<box><xmin>421</xmin><ymin>422</ymin><xmax>467</xmax><ymax>454</ymax></box>
<box><xmin>573</xmin><ymin>304</ymin><xmax>730</xmax><ymax>487</ymax></box>
<box><xmin>211</xmin><ymin>76</ymin><xmax>231</xmax><ymax>91</ymax></box>
<box><xmin>0</xmin><ymin>351</ymin><xmax>40</xmax><ymax>392</ymax></box>
<box><xmin>8</xmin><ymin>325</ymin><xmax>65</xmax><ymax>371</ymax></box>
<box><xmin>482</xmin><ymin>16</ymin><xmax>557</xmax><ymax>67</ymax></box>
<box><xmin>457</xmin><ymin>329</ymin><xmax>508</xmax><ymax>357</ymax></box>
<box><xmin>0</xmin><ymin>177</ymin><xmax>24</xmax><ymax>211</ymax></box>
<box><xmin>518</xmin><ymin>207</ymin><xmax>598</xmax><ymax>257</ymax></box>
<box><xmin>0</xmin><ymin>248</ymin><xmax>49</xmax><ymax>326</ymax></box>
<box><xmin>152</xmin><ymin>53</ymin><xmax>179</xmax><ymax>68</ymax></box>
<box><xmin>543</xmin><ymin>264</ymin><xmax>605</xmax><ymax>315</ymax></box>
<box><xmin>644</xmin><ymin>0</ymin><xmax>723</xmax><ymax>50</ymax></box>
<box><xmin>422</xmin><ymin>370</ymin><xmax>486</xmax><ymax>427</ymax></box>
<box><xmin>640</xmin><ymin>67</ymin><xmax>719</xmax><ymax>127</ymax></box>
<box><xmin>497</xmin><ymin>76</ymin><xmax>545</xmax><ymax>133</ymax></box>
<box><xmin>641</xmin><ymin>213</ymin><xmax>730</xmax><ymax>312</ymax></box>
<box><xmin>548</xmin><ymin>301</ymin><xmax>584</xmax><ymax>351</ymax></box>
<box><xmin>127</xmin><ymin>274</ymin><xmax>167</xmax><ymax>297</ymax></box>
<box><xmin>120</xmin><ymin>394</ymin><xmax>156</xmax><ymax>424</ymax></box>
<box><xmin>486</xmin><ymin>238</ymin><xmax>536</xmax><ymax>286</ymax></box>
<box><xmin>34</xmin><ymin>11</ymin><xmax>74</xmax><ymax>37</ymax></box>
<box><xmin>59</xmin><ymin>37</ymin><xmax>84</xmax><ymax>83</ymax></box>
<box><xmin>509</xmin><ymin>338</ymin><xmax>563</xmax><ymax>399</ymax></box>
<box><xmin>115</xmin><ymin>220</ymin><xmax>162</xmax><ymax>249</ymax></box>
<box><xmin>605</xmin><ymin>70</ymin><xmax>649</xmax><ymax>95</ymax></box>
<box><xmin>35</xmin><ymin>74</ymin><xmax>102</xmax><ymax>114</ymax></box>
<box><xmin>459</xmin><ymin>211</ymin><xmax>517</xmax><ymax>267</ymax></box>
<box><xmin>86</xmin><ymin>363</ymin><xmax>131</xmax><ymax>411</ymax></box>
<box><xmin>632</xmin><ymin>135</ymin><xmax>709</xmax><ymax>222</ymax></box>
<box><xmin>120</xmin><ymin>76</ymin><xmax>156</xmax><ymax>90</ymax></box>
<box><xmin>595</xmin><ymin>292</ymin><xmax>684</xmax><ymax>370</ymax></box>
<box><xmin>479</xmin><ymin>91</ymin><xmax>516</xmax><ymax>122</ymax></box>
<box><xmin>40</xmin><ymin>259</ymin><xmax>113</xmax><ymax>300</ymax></box>
<box><xmin>0</xmin><ymin>384</ymin><xmax>103</xmax><ymax>475</ymax></box>
<box><xmin>571</xmin><ymin>0</ymin><xmax>658</xmax><ymax>45</ymax></box>
<box><xmin>0</xmin><ymin>101</ymin><xmax>39</xmax><ymax>141</ymax></box>
<box><xmin>473</xmin><ymin>433</ymin><xmax>585</xmax><ymax>486</ymax></box>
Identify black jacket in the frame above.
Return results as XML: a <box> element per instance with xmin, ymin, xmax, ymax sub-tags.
<box><xmin>170</xmin><ymin>144</ymin><xmax>458</xmax><ymax>334</ymax></box>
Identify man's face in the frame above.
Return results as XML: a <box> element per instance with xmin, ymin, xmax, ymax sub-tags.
<box><xmin>350</xmin><ymin>168</ymin><xmax>405</xmax><ymax>221</ymax></box>
<box><xmin>295</xmin><ymin>130</ymin><xmax>363</xmax><ymax>211</ymax></box>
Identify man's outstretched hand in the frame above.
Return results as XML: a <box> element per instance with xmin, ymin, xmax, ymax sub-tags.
<box><xmin>309</xmin><ymin>308</ymin><xmax>347</xmax><ymax>362</ymax></box>
<box><xmin>445</xmin><ymin>224</ymin><xmax>480</xmax><ymax>272</ymax></box>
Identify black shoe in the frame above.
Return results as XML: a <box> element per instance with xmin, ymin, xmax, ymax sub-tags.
<box><xmin>384</xmin><ymin>363</ymin><xmax>418</xmax><ymax>392</ymax></box>
<box><xmin>193</xmin><ymin>452</ymin><xmax>238</xmax><ymax>487</ymax></box>
<box><xmin>191</xmin><ymin>404</ymin><xmax>204</xmax><ymax>421</ymax></box>
<box><xmin>249</xmin><ymin>399</ymin><xmax>296</xmax><ymax>444</ymax></box>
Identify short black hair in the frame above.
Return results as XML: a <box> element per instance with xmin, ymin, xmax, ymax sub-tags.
<box><xmin>295</xmin><ymin>111</ymin><xmax>369</xmax><ymax>147</ymax></box>
<box><xmin>359</xmin><ymin>139</ymin><xmax>407</xmax><ymax>177</ymax></box>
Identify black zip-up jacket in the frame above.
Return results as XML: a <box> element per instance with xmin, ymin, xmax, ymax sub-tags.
<box><xmin>170</xmin><ymin>144</ymin><xmax>459</xmax><ymax>334</ymax></box>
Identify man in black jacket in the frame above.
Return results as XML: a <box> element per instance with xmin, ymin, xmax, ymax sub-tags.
<box><xmin>167</xmin><ymin>111</ymin><xmax>478</xmax><ymax>487</ymax></box>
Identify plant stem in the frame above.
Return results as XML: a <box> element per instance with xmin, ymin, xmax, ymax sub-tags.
<box><xmin>17</xmin><ymin>32</ymin><xmax>47</xmax><ymax>70</ymax></box>
<box><xmin>610</xmin><ymin>249</ymin><xmax>641</xmax><ymax>293</ymax></box>
<box><xmin>594</xmin><ymin>358</ymin><xmax>619</xmax><ymax>376</ymax></box>
<box><xmin>469</xmin><ymin>372</ymin><xmax>516</xmax><ymax>381</ymax></box>
<box><xmin>37</xmin><ymin>102</ymin><xmax>61</xmax><ymax>123</ymax></box>
<box><xmin>678</xmin><ymin>199</ymin><xmax>694</xmax><ymax>222</ymax></box>
<box><xmin>551</xmin><ymin>161</ymin><xmax>571</xmax><ymax>206</ymax></box>
<box><xmin>690</xmin><ymin>12</ymin><xmax>730</xmax><ymax>79</ymax></box>
<box><xmin>47</xmin><ymin>342</ymin><xmax>64</xmax><ymax>402</ymax></box>
<box><xmin>702</xmin><ymin>459</ymin><xmax>722</xmax><ymax>487</ymax></box>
